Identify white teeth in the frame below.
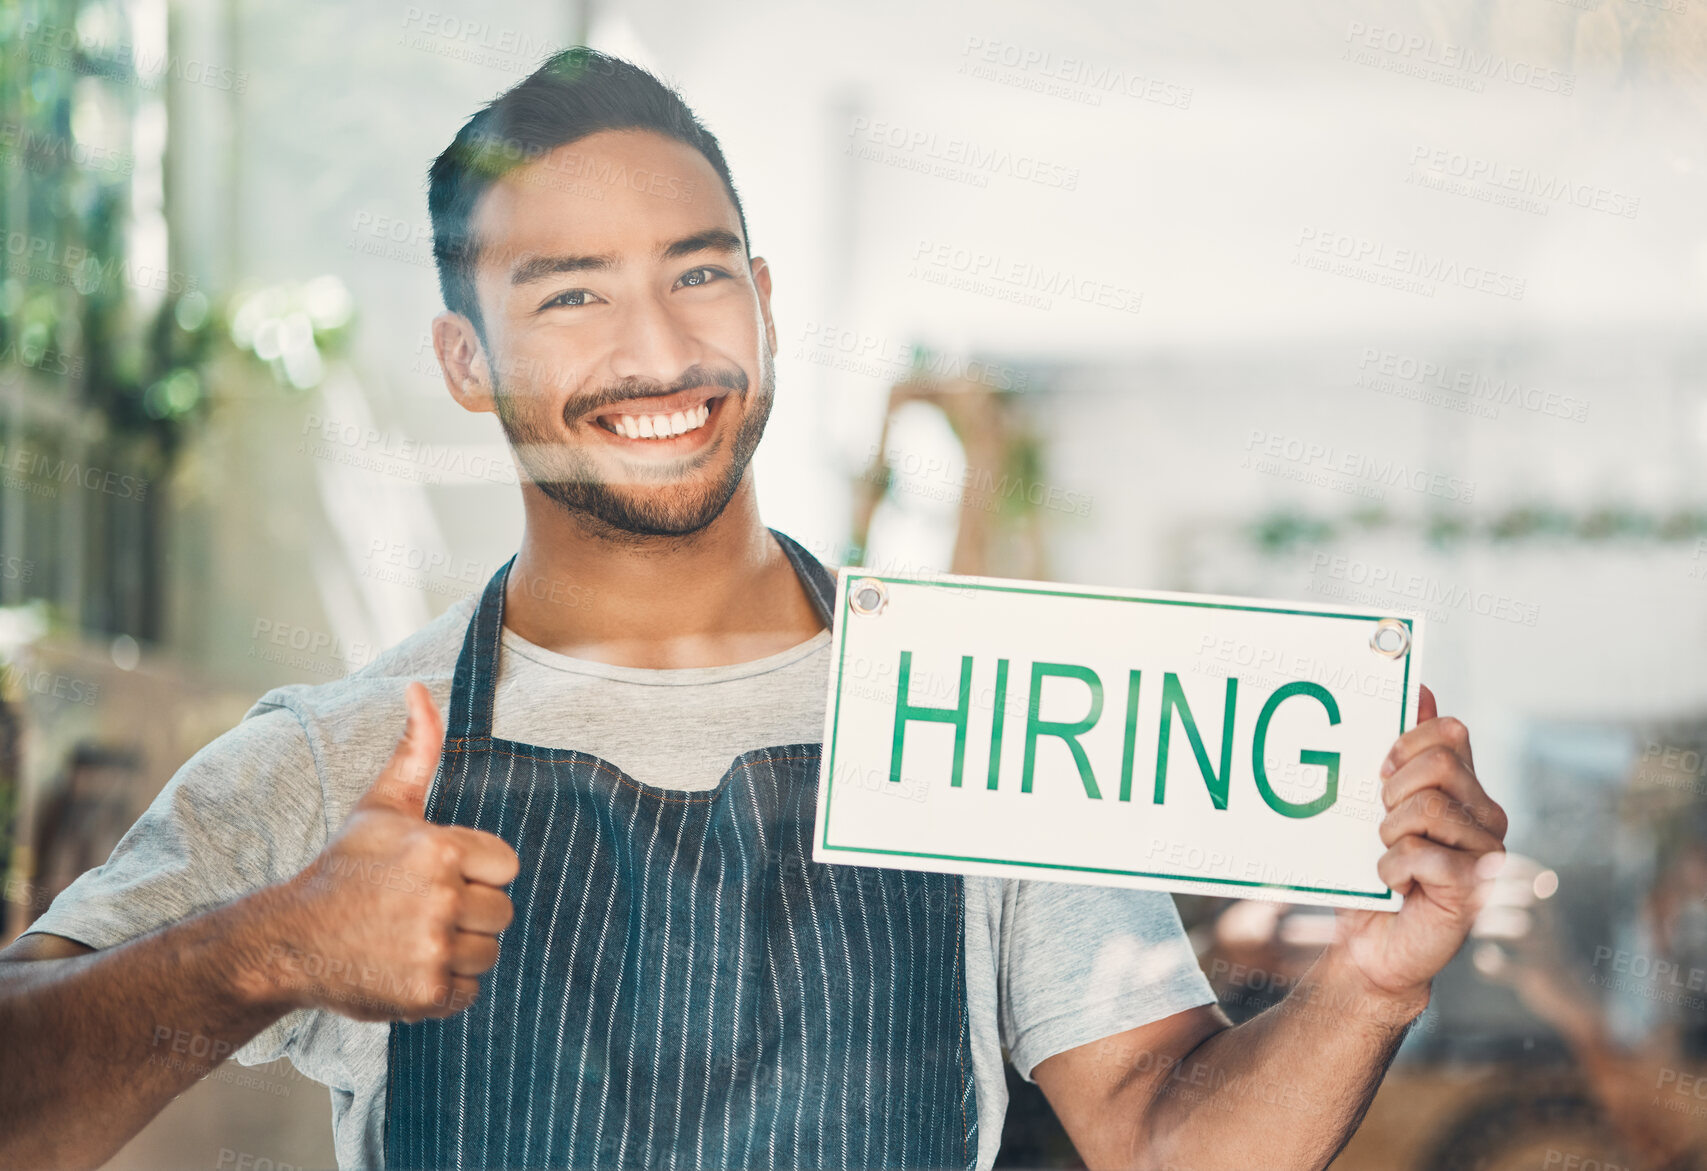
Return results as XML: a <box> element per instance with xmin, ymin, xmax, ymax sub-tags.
<box><xmin>606</xmin><ymin>399</ymin><xmax>715</xmax><ymax>439</ymax></box>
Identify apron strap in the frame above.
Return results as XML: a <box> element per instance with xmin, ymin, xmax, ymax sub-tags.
<box><xmin>444</xmin><ymin>553</ymin><xmax>515</xmax><ymax>742</ymax></box>
<box><xmin>769</xmin><ymin>526</ymin><xmax>837</xmax><ymax>628</ymax></box>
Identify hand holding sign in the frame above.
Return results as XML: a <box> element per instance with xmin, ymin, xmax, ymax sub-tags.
<box><xmin>266</xmin><ymin>681</ymin><xmax>519</xmax><ymax>1022</ymax></box>
<box><xmin>1330</xmin><ymin>684</ymin><xmax>1509</xmax><ymax>1006</ymax></box>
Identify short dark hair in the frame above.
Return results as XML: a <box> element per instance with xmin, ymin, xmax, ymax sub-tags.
<box><xmin>426</xmin><ymin>47</ymin><xmax>751</xmax><ymax>349</ymax></box>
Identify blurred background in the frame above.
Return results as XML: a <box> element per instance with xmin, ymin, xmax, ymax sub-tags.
<box><xmin>2</xmin><ymin>0</ymin><xmax>1705</xmax><ymax>1166</ymax></box>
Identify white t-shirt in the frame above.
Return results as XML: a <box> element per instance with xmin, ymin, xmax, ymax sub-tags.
<box><xmin>27</xmin><ymin>591</ymin><xmax>1217</xmax><ymax>1170</ymax></box>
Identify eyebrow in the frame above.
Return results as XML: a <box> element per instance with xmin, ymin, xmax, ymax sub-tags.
<box><xmin>509</xmin><ymin>228</ymin><xmax>745</xmax><ymax>287</ymax></box>
<box><xmin>660</xmin><ymin>228</ymin><xmax>744</xmax><ymax>262</ymax></box>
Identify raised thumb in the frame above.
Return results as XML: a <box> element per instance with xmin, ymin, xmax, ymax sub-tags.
<box><xmin>360</xmin><ymin>681</ymin><xmax>444</xmax><ymax>816</ymax></box>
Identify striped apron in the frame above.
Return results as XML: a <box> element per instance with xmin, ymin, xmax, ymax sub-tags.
<box><xmin>385</xmin><ymin>528</ymin><xmax>979</xmax><ymax>1170</ymax></box>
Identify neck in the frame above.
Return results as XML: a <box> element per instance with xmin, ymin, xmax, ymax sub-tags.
<box><xmin>502</xmin><ymin>474</ymin><xmax>826</xmax><ymax>669</ymax></box>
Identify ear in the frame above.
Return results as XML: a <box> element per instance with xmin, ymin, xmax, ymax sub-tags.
<box><xmin>750</xmin><ymin>256</ymin><xmax>777</xmax><ymax>357</ymax></box>
<box><xmin>433</xmin><ymin>310</ymin><xmax>496</xmax><ymax>414</ymax></box>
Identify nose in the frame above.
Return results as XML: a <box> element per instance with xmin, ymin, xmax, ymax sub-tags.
<box><xmin>606</xmin><ymin>288</ymin><xmax>703</xmax><ymax>388</ymax></box>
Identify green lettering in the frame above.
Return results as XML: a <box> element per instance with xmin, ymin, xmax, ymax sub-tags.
<box><xmin>890</xmin><ymin>650</ymin><xmax>972</xmax><ymax>789</ymax></box>
<box><xmin>1154</xmin><ymin>673</ymin><xmax>1236</xmax><ymax>810</ymax></box>
<box><xmin>1251</xmin><ymin>681</ymin><xmax>1341</xmax><ymax>818</ymax></box>
<box><xmin>1118</xmin><ymin>670</ymin><xmax>1142</xmax><ymax>801</ymax></box>
<box><xmin>987</xmin><ymin>658</ymin><xmax>1010</xmax><ymax>790</ymax></box>
<box><xmin>1021</xmin><ymin>662</ymin><xmax>1104</xmax><ymax>798</ymax></box>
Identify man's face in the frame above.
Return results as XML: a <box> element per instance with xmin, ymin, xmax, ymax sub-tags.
<box><xmin>466</xmin><ymin>128</ymin><xmax>776</xmax><ymax>537</ymax></box>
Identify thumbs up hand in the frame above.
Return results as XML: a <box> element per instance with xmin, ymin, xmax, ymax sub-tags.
<box><xmin>264</xmin><ymin>682</ymin><xmax>520</xmax><ymax>1022</ymax></box>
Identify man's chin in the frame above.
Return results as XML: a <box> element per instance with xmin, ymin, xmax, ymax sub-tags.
<box><xmin>535</xmin><ymin>479</ymin><xmax>740</xmax><ymax>539</ymax></box>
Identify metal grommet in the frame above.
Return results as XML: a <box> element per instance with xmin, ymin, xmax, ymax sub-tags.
<box><xmin>1369</xmin><ymin>618</ymin><xmax>1411</xmax><ymax>659</ymax></box>
<box><xmin>848</xmin><ymin>578</ymin><xmax>888</xmax><ymax>616</ymax></box>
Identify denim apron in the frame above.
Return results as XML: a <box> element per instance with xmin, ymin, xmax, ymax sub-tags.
<box><xmin>385</xmin><ymin>528</ymin><xmax>979</xmax><ymax>1170</ymax></box>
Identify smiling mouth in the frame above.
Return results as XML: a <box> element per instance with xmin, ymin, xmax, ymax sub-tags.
<box><xmin>594</xmin><ymin>394</ymin><xmax>723</xmax><ymax>441</ymax></box>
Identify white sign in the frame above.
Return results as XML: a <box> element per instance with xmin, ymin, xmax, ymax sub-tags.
<box><xmin>813</xmin><ymin>570</ymin><xmax>1424</xmax><ymax>912</ymax></box>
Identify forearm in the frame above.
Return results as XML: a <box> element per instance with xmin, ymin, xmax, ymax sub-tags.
<box><xmin>1136</xmin><ymin>945</ymin><xmax>1426</xmax><ymax>1170</ymax></box>
<box><xmin>0</xmin><ymin>885</ymin><xmax>300</xmax><ymax>1169</ymax></box>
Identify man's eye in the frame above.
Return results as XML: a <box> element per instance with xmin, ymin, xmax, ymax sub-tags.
<box><xmin>544</xmin><ymin>289</ymin><xmax>595</xmax><ymax>309</ymax></box>
<box><xmin>678</xmin><ymin>267</ymin><xmax>727</xmax><ymax>289</ymax></box>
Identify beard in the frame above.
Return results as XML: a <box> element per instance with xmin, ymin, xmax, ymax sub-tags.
<box><xmin>491</xmin><ymin>344</ymin><xmax>775</xmax><ymax>539</ymax></box>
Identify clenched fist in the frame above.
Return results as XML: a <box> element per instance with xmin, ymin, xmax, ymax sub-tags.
<box><xmin>263</xmin><ymin>682</ymin><xmax>519</xmax><ymax>1022</ymax></box>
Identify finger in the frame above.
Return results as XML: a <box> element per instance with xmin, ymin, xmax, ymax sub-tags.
<box><xmin>449</xmin><ymin>930</ymin><xmax>502</xmax><ymax>977</ymax></box>
<box><xmin>1377</xmin><ymin>835</ymin><xmax>1484</xmax><ymax>900</ymax></box>
<box><xmin>1382</xmin><ymin>746</ymin><xmax>1509</xmax><ymax>839</ymax></box>
<box><xmin>1418</xmin><ymin>683</ymin><xmax>1438</xmax><ymax>725</ymax></box>
<box><xmin>1382</xmin><ymin>709</ymin><xmax>1474</xmax><ymax>780</ymax></box>
<box><xmin>456</xmin><ymin>883</ymin><xmax>515</xmax><ymax>935</ymax></box>
<box><xmin>443</xmin><ymin>825</ymin><xmax>521</xmax><ymax>887</ymax></box>
<box><xmin>1379</xmin><ymin>788</ymin><xmax>1506</xmax><ymax>855</ymax></box>
<box><xmin>360</xmin><ymin>682</ymin><xmax>445</xmax><ymax>815</ymax></box>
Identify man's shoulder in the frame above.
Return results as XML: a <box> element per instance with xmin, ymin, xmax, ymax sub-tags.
<box><xmin>243</xmin><ymin>595</ymin><xmax>476</xmax><ymax>737</ymax></box>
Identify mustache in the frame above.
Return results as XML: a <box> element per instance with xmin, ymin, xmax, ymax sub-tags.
<box><xmin>562</xmin><ymin>364</ymin><xmax>748</xmax><ymax>422</ymax></box>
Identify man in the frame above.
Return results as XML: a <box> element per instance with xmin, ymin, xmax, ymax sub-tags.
<box><xmin>0</xmin><ymin>48</ymin><xmax>1507</xmax><ymax>1170</ymax></box>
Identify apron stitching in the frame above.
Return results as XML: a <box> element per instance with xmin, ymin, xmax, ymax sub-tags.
<box><xmin>506</xmin><ymin>754</ymin><xmax>550</xmax><ymax>1166</ymax></box>
<box><xmin>958</xmin><ymin>877</ymin><xmax>969</xmax><ymax>1170</ymax></box>
<box><xmin>383</xmin><ymin>1026</ymin><xmax>396</xmax><ymax>1165</ymax></box>
<box><xmin>458</xmin><ymin>746</ymin><xmax>503</xmax><ymax>1171</ymax></box>
<box><xmin>539</xmin><ymin>774</ymin><xmax>595</xmax><ymax>1158</ymax></box>
<box><xmin>691</xmin><ymin>819</ymin><xmax>725</xmax><ymax>1170</ymax></box>
<box><xmin>670</xmin><ymin>793</ymin><xmax>714</xmax><ymax>1168</ymax></box>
